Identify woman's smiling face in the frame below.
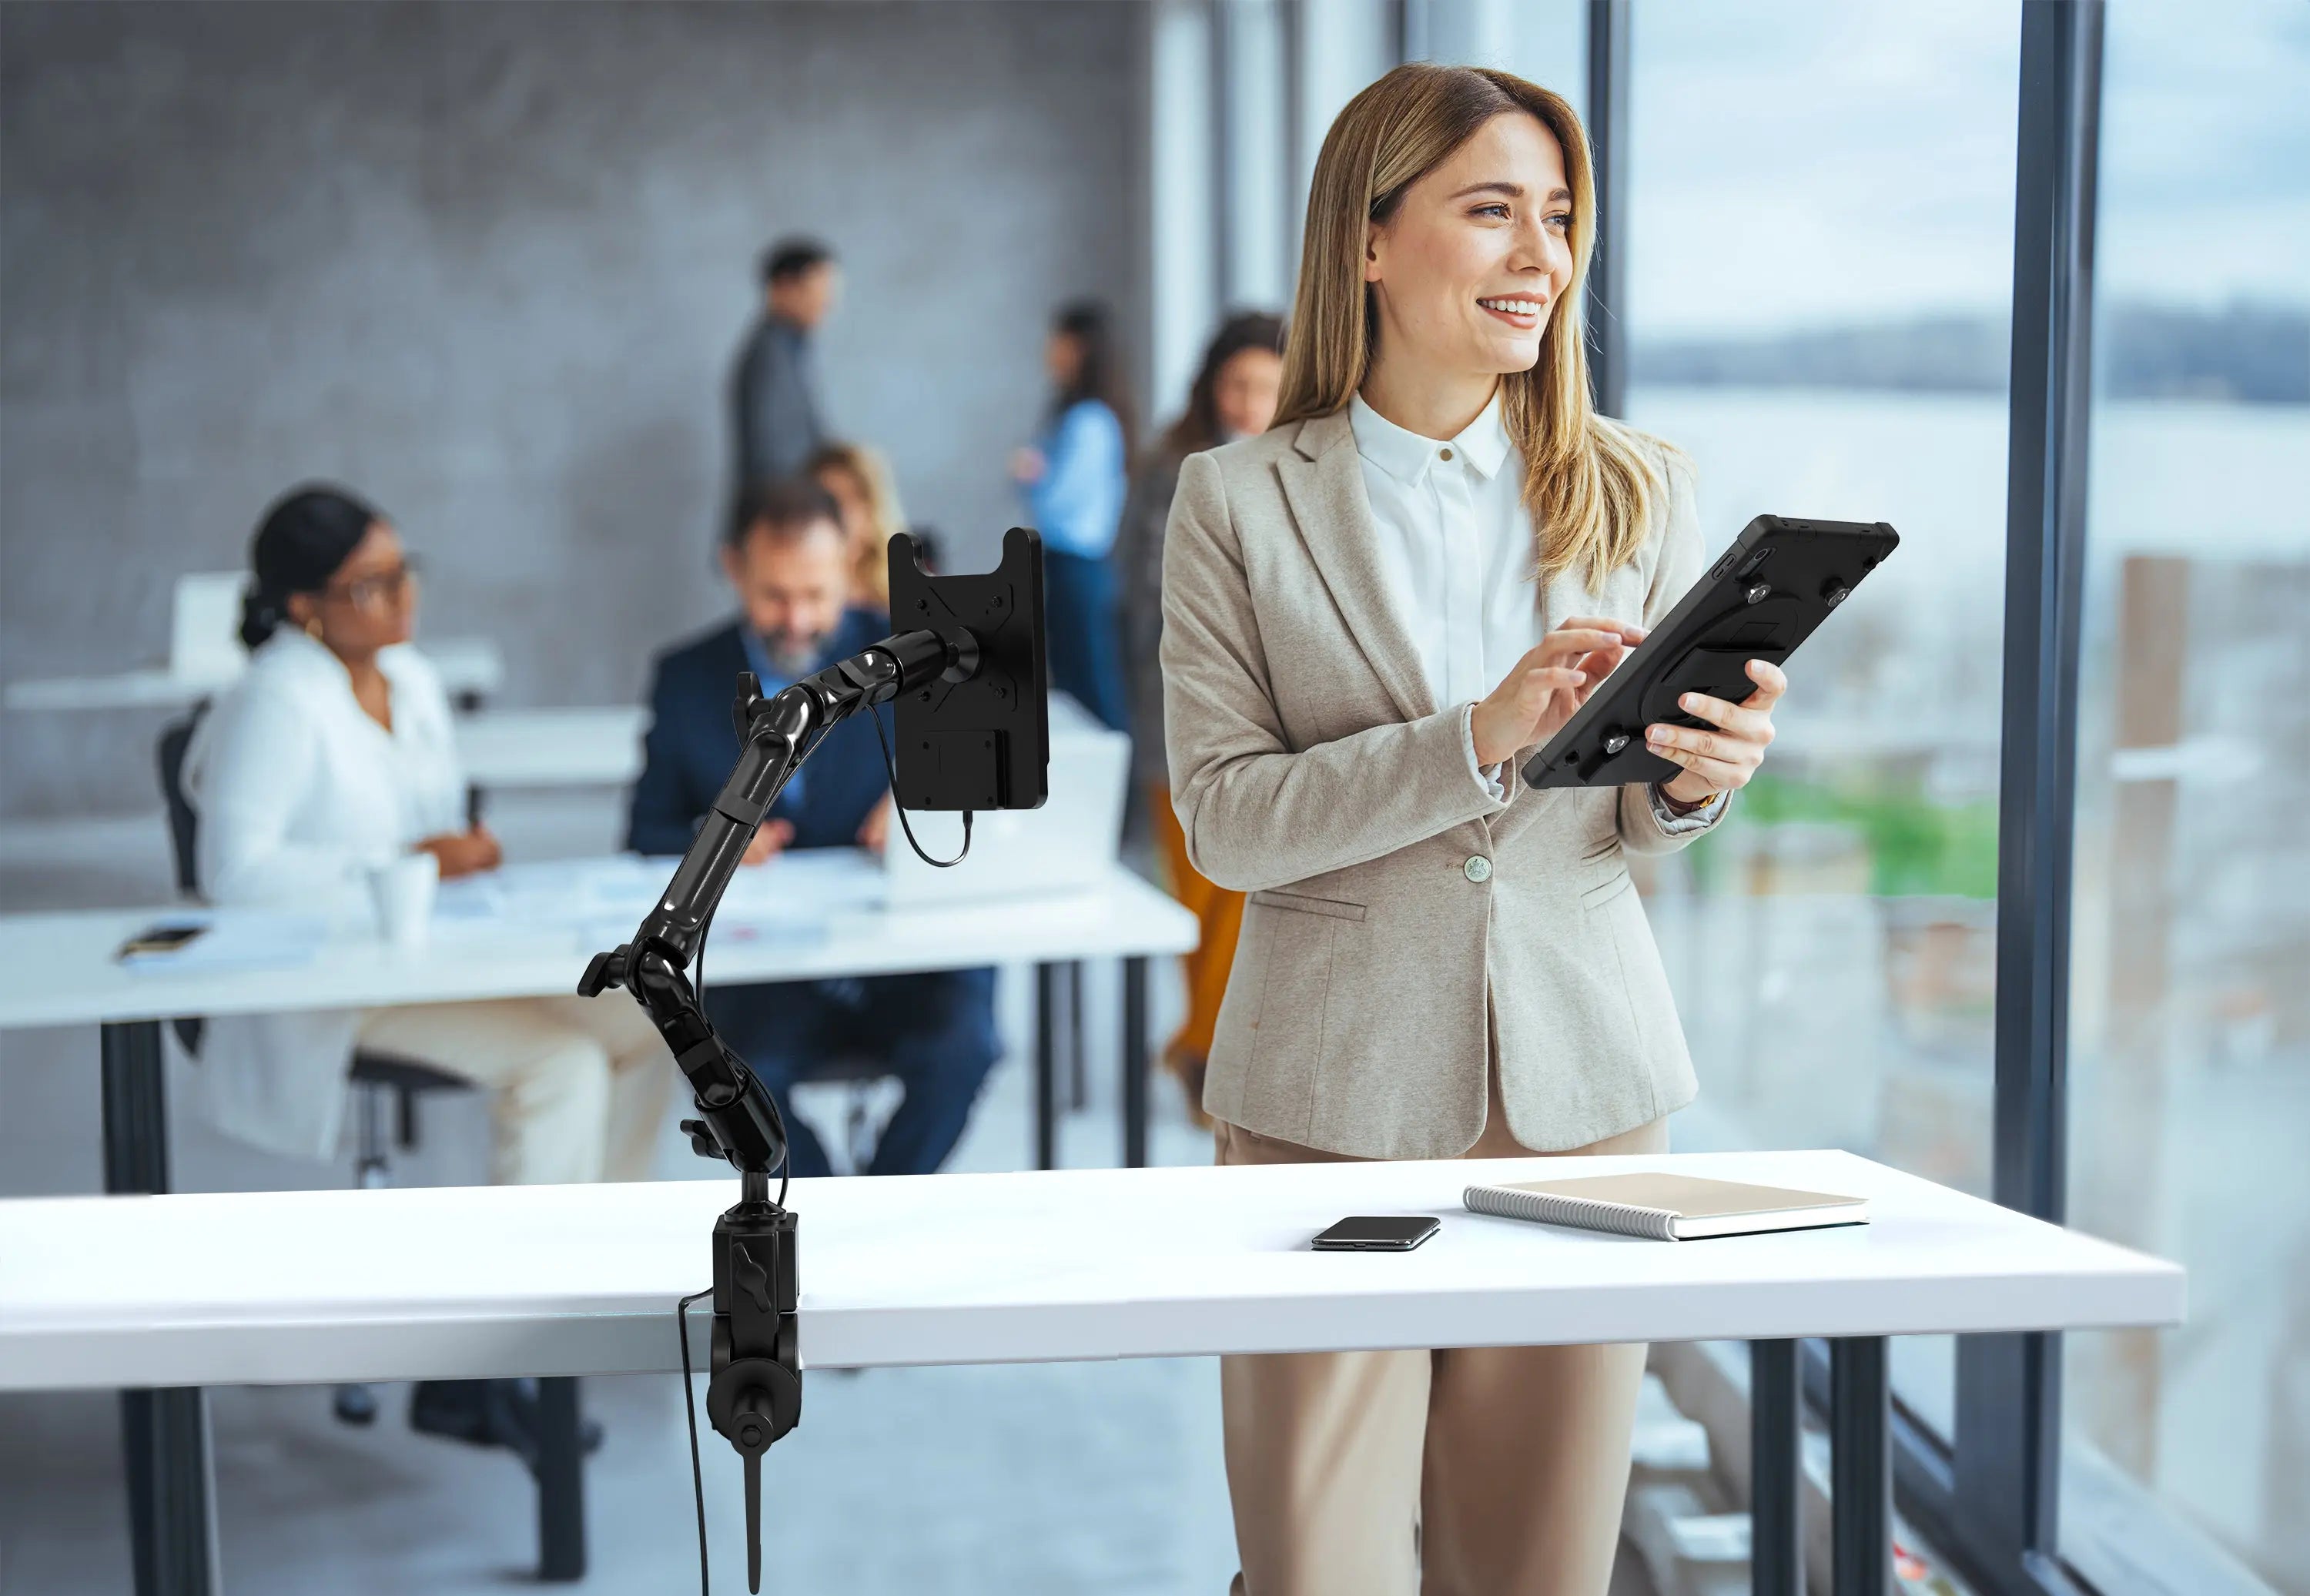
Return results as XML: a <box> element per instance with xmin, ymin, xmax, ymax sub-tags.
<box><xmin>1363</xmin><ymin>109</ymin><xmax>1575</xmax><ymax>380</ymax></box>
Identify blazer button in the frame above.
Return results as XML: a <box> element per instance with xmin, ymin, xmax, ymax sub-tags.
<box><xmin>1463</xmin><ymin>855</ymin><xmax>1492</xmax><ymax>883</ymax></box>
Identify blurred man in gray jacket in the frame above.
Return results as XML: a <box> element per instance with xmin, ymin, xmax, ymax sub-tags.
<box><xmin>731</xmin><ymin>238</ymin><xmax>840</xmax><ymax>489</ymax></box>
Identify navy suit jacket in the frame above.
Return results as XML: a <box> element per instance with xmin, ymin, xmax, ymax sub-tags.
<box><xmin>625</xmin><ymin>608</ymin><xmax>892</xmax><ymax>857</ymax></box>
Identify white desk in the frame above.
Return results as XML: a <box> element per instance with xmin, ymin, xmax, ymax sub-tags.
<box><xmin>0</xmin><ymin>853</ymin><xmax>1194</xmax><ymax>1594</ymax></box>
<box><xmin>452</xmin><ymin>706</ymin><xmax>646</xmax><ymax>788</ymax></box>
<box><xmin>0</xmin><ymin>853</ymin><xmax>1195</xmax><ymax>1169</ymax></box>
<box><xmin>0</xmin><ymin>1152</ymin><xmax>2182</xmax><ymax>1594</ymax></box>
<box><xmin>2</xmin><ymin>637</ymin><xmax>505</xmax><ymax>712</ymax></box>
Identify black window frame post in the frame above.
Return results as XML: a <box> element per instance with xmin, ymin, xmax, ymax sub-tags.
<box><xmin>1923</xmin><ymin>5</ymin><xmax>2105</xmax><ymax>1594</ymax></box>
<box><xmin>1583</xmin><ymin>0</ymin><xmax>1632</xmax><ymax>419</ymax></box>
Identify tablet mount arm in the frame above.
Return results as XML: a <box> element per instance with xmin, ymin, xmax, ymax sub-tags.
<box><xmin>576</xmin><ymin>529</ymin><xmax>1047</xmax><ymax>1594</ymax></box>
<box><xmin>574</xmin><ymin>629</ymin><xmax>961</xmax><ymax>1585</ymax></box>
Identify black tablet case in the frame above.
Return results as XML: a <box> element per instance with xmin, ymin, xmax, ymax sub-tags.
<box><xmin>1521</xmin><ymin>514</ymin><xmax>1899</xmax><ymax>791</ymax></box>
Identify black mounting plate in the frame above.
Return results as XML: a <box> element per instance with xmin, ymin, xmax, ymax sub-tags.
<box><xmin>886</xmin><ymin>526</ymin><xmax>1050</xmax><ymax>811</ymax></box>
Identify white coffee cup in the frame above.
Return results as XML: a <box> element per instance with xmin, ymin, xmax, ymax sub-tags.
<box><xmin>369</xmin><ymin>852</ymin><xmax>440</xmax><ymax>952</ymax></box>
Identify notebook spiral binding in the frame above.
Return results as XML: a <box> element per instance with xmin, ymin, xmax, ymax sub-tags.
<box><xmin>1462</xmin><ymin>1185</ymin><xmax>1681</xmax><ymax>1240</ymax></box>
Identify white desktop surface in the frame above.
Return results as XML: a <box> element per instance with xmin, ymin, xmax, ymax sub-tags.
<box><xmin>3</xmin><ymin>637</ymin><xmax>505</xmax><ymax>711</ymax></box>
<box><xmin>0</xmin><ymin>1150</ymin><xmax>2182</xmax><ymax>1392</ymax></box>
<box><xmin>0</xmin><ymin>852</ymin><xmax>1197</xmax><ymax>1031</ymax></box>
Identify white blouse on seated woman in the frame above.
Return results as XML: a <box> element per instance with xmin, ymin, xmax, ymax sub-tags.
<box><xmin>189</xmin><ymin>627</ymin><xmax>463</xmax><ymax>912</ymax></box>
<box><xmin>180</xmin><ymin>628</ymin><xmax>467</xmax><ymax>1159</ymax></box>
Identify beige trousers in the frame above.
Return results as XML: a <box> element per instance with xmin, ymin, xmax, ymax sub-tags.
<box><xmin>357</xmin><ymin>994</ymin><xmax>671</xmax><ymax>1186</ymax></box>
<box><xmin>1216</xmin><ymin>1079</ymin><xmax>1669</xmax><ymax>1596</ymax></box>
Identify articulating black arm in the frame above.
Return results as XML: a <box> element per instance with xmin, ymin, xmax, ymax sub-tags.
<box><xmin>577</xmin><ymin>624</ymin><xmax>963</xmax><ymax>1176</ymax></box>
<box><xmin>574</xmin><ymin>621</ymin><xmax>973</xmax><ymax>1595</ymax></box>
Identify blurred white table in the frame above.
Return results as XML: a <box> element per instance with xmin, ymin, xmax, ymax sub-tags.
<box><xmin>2</xmin><ymin>637</ymin><xmax>506</xmax><ymax>712</ymax></box>
<box><xmin>0</xmin><ymin>852</ymin><xmax>1194</xmax><ymax>1169</ymax></box>
<box><xmin>0</xmin><ymin>1151</ymin><xmax>2182</xmax><ymax>1593</ymax></box>
<box><xmin>0</xmin><ymin>851</ymin><xmax>1194</xmax><ymax>1595</ymax></box>
<box><xmin>452</xmin><ymin>705</ymin><xmax>646</xmax><ymax>788</ymax></box>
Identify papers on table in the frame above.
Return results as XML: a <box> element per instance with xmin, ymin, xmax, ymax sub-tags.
<box><xmin>115</xmin><ymin>912</ymin><xmax>329</xmax><ymax>975</ymax></box>
<box><xmin>110</xmin><ymin>853</ymin><xmax>894</xmax><ymax>975</ymax></box>
<box><xmin>431</xmin><ymin>850</ymin><xmax>889</xmax><ymax>952</ymax></box>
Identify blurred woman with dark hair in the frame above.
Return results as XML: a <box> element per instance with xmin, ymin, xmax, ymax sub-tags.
<box><xmin>1114</xmin><ymin>311</ymin><xmax>1286</xmax><ymax>1117</ymax></box>
<box><xmin>191</xmin><ymin>485</ymin><xmax>665</xmax><ymax>1194</ymax></box>
<box><xmin>1012</xmin><ymin>300</ymin><xmax>1134</xmax><ymax>731</ymax></box>
<box><xmin>186</xmin><ymin>486</ymin><xmax>668</xmax><ymax>1448</ymax></box>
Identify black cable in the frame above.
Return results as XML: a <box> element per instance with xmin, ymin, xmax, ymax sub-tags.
<box><xmin>675</xmin><ymin>1285</ymin><xmax>715</xmax><ymax>1596</ymax></box>
<box><xmin>868</xmin><ymin>701</ymin><xmax>973</xmax><ymax>867</ymax></box>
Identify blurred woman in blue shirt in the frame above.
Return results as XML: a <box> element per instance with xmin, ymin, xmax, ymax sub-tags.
<box><xmin>1012</xmin><ymin>301</ymin><xmax>1133</xmax><ymax>731</ymax></box>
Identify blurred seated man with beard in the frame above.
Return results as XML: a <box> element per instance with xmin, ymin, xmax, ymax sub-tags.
<box><xmin>625</xmin><ymin>478</ymin><xmax>999</xmax><ymax>1176</ymax></box>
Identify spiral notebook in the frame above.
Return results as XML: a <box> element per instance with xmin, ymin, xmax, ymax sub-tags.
<box><xmin>1462</xmin><ymin>1173</ymin><xmax>1867</xmax><ymax>1242</ymax></box>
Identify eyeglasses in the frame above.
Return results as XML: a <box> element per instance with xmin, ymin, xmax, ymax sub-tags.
<box><xmin>323</xmin><ymin>557</ymin><xmax>421</xmax><ymax>612</ymax></box>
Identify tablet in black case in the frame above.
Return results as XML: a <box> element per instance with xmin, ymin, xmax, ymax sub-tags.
<box><xmin>1522</xmin><ymin>514</ymin><xmax>1899</xmax><ymax>791</ymax></box>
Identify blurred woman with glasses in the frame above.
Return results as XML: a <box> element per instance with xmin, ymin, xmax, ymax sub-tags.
<box><xmin>185</xmin><ymin>483</ymin><xmax>668</xmax><ymax>1452</ymax></box>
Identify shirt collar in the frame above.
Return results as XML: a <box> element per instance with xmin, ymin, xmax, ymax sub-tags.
<box><xmin>1347</xmin><ymin>390</ymin><xmax>1512</xmax><ymax>487</ymax></box>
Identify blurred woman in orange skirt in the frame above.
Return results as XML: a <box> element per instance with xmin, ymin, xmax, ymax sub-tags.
<box><xmin>1114</xmin><ymin>312</ymin><xmax>1286</xmax><ymax>1116</ymax></box>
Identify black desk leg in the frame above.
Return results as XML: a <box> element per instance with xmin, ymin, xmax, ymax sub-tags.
<box><xmin>1830</xmin><ymin>1337</ymin><xmax>1890</xmax><ymax>1596</ymax></box>
<box><xmin>1121</xmin><ymin>956</ymin><xmax>1149</xmax><ymax>1169</ymax></box>
<box><xmin>534</xmin><ymin>1377</ymin><xmax>588</xmax><ymax>1581</ymax></box>
<box><xmin>1066</xmin><ymin>961</ymin><xmax>1089</xmax><ymax>1112</ymax></box>
<box><xmin>1034</xmin><ymin>962</ymin><xmax>1059</xmax><ymax>1170</ymax></box>
<box><xmin>1750</xmin><ymin>1339</ymin><xmax>1803</xmax><ymax>1596</ymax></box>
<box><xmin>102</xmin><ymin>1019</ymin><xmax>219</xmax><ymax>1596</ymax></box>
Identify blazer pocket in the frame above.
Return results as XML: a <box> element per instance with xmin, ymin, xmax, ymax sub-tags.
<box><xmin>1247</xmin><ymin>888</ymin><xmax>1368</xmax><ymax>922</ymax></box>
<box><xmin>1234</xmin><ymin>888</ymin><xmax>1361</xmax><ymax>1140</ymax></box>
<box><xmin>1578</xmin><ymin>872</ymin><xmax>1634</xmax><ymax>911</ymax></box>
<box><xmin>1583</xmin><ymin>868</ymin><xmax>1677</xmax><ymax>1120</ymax></box>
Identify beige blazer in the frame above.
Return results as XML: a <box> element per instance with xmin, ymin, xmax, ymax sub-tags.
<box><xmin>1160</xmin><ymin>408</ymin><xmax>1724</xmax><ymax>1159</ymax></box>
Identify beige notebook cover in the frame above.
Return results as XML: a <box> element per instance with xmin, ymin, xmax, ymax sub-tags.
<box><xmin>1462</xmin><ymin>1173</ymin><xmax>1868</xmax><ymax>1241</ymax></box>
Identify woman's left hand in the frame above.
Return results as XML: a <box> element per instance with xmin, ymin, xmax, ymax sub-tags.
<box><xmin>1648</xmin><ymin>658</ymin><xmax>1786</xmax><ymax>805</ymax></box>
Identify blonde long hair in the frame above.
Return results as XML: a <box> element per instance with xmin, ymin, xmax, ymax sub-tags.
<box><xmin>1276</xmin><ymin>62</ymin><xmax>1676</xmax><ymax>587</ymax></box>
<box><xmin>806</xmin><ymin>441</ymin><xmax>906</xmax><ymax>608</ymax></box>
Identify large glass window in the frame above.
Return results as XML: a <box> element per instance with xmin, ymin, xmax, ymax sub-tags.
<box><xmin>2061</xmin><ymin>2</ymin><xmax>2310</xmax><ymax>1590</ymax></box>
<box><xmin>1623</xmin><ymin>0</ymin><xmax>2020</xmax><ymax>1437</ymax></box>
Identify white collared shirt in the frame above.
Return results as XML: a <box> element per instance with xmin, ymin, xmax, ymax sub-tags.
<box><xmin>1348</xmin><ymin>391</ymin><xmax>1542</xmax><ymax>716</ymax></box>
<box><xmin>1347</xmin><ymin>390</ymin><xmax>1722</xmax><ymax>828</ymax></box>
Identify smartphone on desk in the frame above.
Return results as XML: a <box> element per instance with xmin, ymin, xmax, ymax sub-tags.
<box><xmin>115</xmin><ymin>922</ymin><xmax>207</xmax><ymax>961</ymax></box>
<box><xmin>1312</xmin><ymin>1216</ymin><xmax>1441</xmax><ymax>1252</ymax></box>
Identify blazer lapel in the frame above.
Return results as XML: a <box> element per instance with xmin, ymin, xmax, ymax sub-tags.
<box><xmin>1277</xmin><ymin>413</ymin><xmax>1436</xmax><ymax>724</ymax></box>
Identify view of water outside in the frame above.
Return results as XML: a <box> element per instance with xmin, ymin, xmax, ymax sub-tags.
<box><xmin>1624</xmin><ymin>0</ymin><xmax>2022</xmax><ymax>1456</ymax></box>
<box><xmin>2060</xmin><ymin>5</ymin><xmax>2310</xmax><ymax>1592</ymax></box>
<box><xmin>1620</xmin><ymin>2</ymin><xmax>2308</xmax><ymax>1587</ymax></box>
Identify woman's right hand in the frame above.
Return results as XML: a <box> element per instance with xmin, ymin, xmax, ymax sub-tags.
<box><xmin>414</xmin><ymin>825</ymin><xmax>502</xmax><ymax>882</ymax></box>
<box><xmin>1469</xmin><ymin>617</ymin><xmax>1647</xmax><ymax>768</ymax></box>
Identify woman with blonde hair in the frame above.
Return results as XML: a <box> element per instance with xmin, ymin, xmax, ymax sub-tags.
<box><xmin>1161</xmin><ymin>63</ymin><xmax>1787</xmax><ymax>1594</ymax></box>
<box><xmin>807</xmin><ymin>439</ymin><xmax>905</xmax><ymax>609</ymax></box>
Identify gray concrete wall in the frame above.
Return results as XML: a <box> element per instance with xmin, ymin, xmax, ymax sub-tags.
<box><xmin>0</xmin><ymin>0</ymin><xmax>1147</xmax><ymax>821</ymax></box>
